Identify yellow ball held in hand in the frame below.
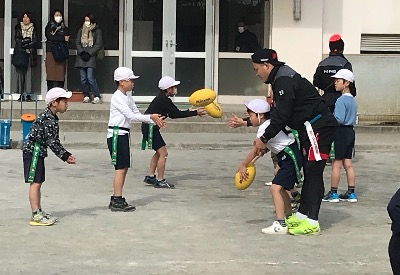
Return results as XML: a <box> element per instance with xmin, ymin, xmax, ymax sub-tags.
<box><xmin>205</xmin><ymin>101</ymin><xmax>223</xmax><ymax>118</ymax></box>
<box><xmin>189</xmin><ymin>88</ymin><xmax>217</xmax><ymax>107</ymax></box>
<box><xmin>235</xmin><ymin>162</ymin><xmax>256</xmax><ymax>190</ymax></box>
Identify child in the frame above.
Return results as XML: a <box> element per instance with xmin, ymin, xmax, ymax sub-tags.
<box><xmin>22</xmin><ymin>87</ymin><xmax>76</xmax><ymax>226</ymax></box>
<box><xmin>322</xmin><ymin>69</ymin><xmax>357</xmax><ymax>203</ymax></box>
<box><xmin>142</xmin><ymin>76</ymin><xmax>206</xmax><ymax>188</ymax></box>
<box><xmin>107</xmin><ymin>67</ymin><xmax>165</xmax><ymax>211</ymax></box>
<box><xmin>237</xmin><ymin>99</ymin><xmax>303</xmax><ymax>234</ymax></box>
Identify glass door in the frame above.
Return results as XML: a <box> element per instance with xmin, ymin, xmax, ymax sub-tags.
<box><xmin>130</xmin><ymin>0</ymin><xmax>214</xmax><ymax>102</ymax></box>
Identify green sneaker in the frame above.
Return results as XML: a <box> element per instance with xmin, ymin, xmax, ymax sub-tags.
<box><xmin>285</xmin><ymin>214</ymin><xmax>303</xmax><ymax>229</ymax></box>
<box><xmin>288</xmin><ymin>219</ymin><xmax>321</xmax><ymax>236</ymax></box>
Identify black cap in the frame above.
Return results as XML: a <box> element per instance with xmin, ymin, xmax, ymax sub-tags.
<box><xmin>251</xmin><ymin>48</ymin><xmax>285</xmax><ymax>65</ymax></box>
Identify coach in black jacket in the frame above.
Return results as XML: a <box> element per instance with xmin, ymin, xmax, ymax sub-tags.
<box><xmin>252</xmin><ymin>48</ymin><xmax>338</xmax><ymax>236</ymax></box>
<box><xmin>313</xmin><ymin>34</ymin><xmax>356</xmax><ymax>113</ymax></box>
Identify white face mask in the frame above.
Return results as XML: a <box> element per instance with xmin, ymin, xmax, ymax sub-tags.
<box><xmin>54</xmin><ymin>16</ymin><xmax>62</xmax><ymax>23</ymax></box>
<box><xmin>238</xmin><ymin>27</ymin><xmax>245</xmax><ymax>33</ymax></box>
<box><xmin>84</xmin><ymin>21</ymin><xmax>91</xmax><ymax>27</ymax></box>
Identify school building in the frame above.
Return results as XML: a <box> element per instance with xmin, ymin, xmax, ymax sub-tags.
<box><xmin>1</xmin><ymin>0</ymin><xmax>399</xmax><ymax>121</ymax></box>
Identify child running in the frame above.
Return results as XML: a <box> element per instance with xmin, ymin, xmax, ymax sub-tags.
<box><xmin>142</xmin><ymin>76</ymin><xmax>206</xmax><ymax>188</ymax></box>
<box><xmin>237</xmin><ymin>99</ymin><xmax>303</xmax><ymax>234</ymax></box>
<box><xmin>322</xmin><ymin>69</ymin><xmax>358</xmax><ymax>203</ymax></box>
<box><xmin>22</xmin><ymin>87</ymin><xmax>76</xmax><ymax>226</ymax></box>
<box><xmin>107</xmin><ymin>67</ymin><xmax>165</xmax><ymax>211</ymax></box>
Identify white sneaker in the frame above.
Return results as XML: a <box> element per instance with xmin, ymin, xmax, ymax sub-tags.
<box><xmin>92</xmin><ymin>97</ymin><xmax>102</xmax><ymax>104</ymax></box>
<box><xmin>83</xmin><ymin>96</ymin><xmax>90</xmax><ymax>103</ymax></box>
<box><xmin>265</xmin><ymin>181</ymin><xmax>273</xmax><ymax>186</ymax></box>
<box><xmin>261</xmin><ymin>221</ymin><xmax>288</xmax><ymax>234</ymax></box>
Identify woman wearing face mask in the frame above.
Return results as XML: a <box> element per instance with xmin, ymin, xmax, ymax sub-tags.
<box><xmin>141</xmin><ymin>76</ymin><xmax>206</xmax><ymax>188</ymax></box>
<box><xmin>234</xmin><ymin>20</ymin><xmax>260</xmax><ymax>53</ymax></box>
<box><xmin>45</xmin><ymin>10</ymin><xmax>70</xmax><ymax>90</ymax></box>
<box><xmin>14</xmin><ymin>12</ymin><xmax>38</xmax><ymax>102</ymax></box>
<box><xmin>75</xmin><ymin>13</ymin><xmax>103</xmax><ymax>104</ymax></box>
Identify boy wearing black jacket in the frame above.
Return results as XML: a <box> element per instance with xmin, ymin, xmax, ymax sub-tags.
<box><xmin>142</xmin><ymin>76</ymin><xmax>206</xmax><ymax>188</ymax></box>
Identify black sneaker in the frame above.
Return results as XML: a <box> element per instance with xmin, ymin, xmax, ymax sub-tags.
<box><xmin>109</xmin><ymin>197</ymin><xmax>136</xmax><ymax>212</ymax></box>
<box><xmin>143</xmin><ymin>175</ymin><xmax>158</xmax><ymax>185</ymax></box>
<box><xmin>154</xmin><ymin>179</ymin><xmax>175</xmax><ymax>189</ymax></box>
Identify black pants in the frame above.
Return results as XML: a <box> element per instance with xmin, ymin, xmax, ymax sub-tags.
<box><xmin>389</xmin><ymin>234</ymin><xmax>400</xmax><ymax>275</ymax></box>
<box><xmin>298</xmin><ymin>125</ymin><xmax>335</xmax><ymax>220</ymax></box>
<box><xmin>47</xmin><ymin>80</ymin><xmax>64</xmax><ymax>91</ymax></box>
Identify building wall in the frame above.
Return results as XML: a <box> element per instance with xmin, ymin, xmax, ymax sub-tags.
<box><xmin>271</xmin><ymin>0</ymin><xmax>400</xmax><ymax>119</ymax></box>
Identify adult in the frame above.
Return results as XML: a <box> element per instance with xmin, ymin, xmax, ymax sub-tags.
<box><xmin>313</xmin><ymin>34</ymin><xmax>356</xmax><ymax>113</ymax></box>
<box><xmin>388</xmin><ymin>189</ymin><xmax>400</xmax><ymax>275</ymax></box>
<box><xmin>234</xmin><ymin>21</ymin><xmax>260</xmax><ymax>53</ymax></box>
<box><xmin>14</xmin><ymin>12</ymin><xmax>38</xmax><ymax>102</ymax></box>
<box><xmin>75</xmin><ymin>13</ymin><xmax>103</xmax><ymax>104</ymax></box>
<box><xmin>45</xmin><ymin>10</ymin><xmax>69</xmax><ymax>91</ymax></box>
<box><xmin>251</xmin><ymin>48</ymin><xmax>338</xmax><ymax>236</ymax></box>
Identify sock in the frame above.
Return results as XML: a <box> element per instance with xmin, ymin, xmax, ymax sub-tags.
<box><xmin>307</xmin><ymin>218</ymin><xmax>318</xmax><ymax>225</ymax></box>
<box><xmin>148</xmin><ymin>175</ymin><xmax>155</xmax><ymax>178</ymax></box>
<box><xmin>348</xmin><ymin>186</ymin><xmax>355</xmax><ymax>193</ymax></box>
<box><xmin>277</xmin><ymin>219</ymin><xmax>286</xmax><ymax>227</ymax></box>
<box><xmin>157</xmin><ymin>178</ymin><xmax>164</xmax><ymax>181</ymax></box>
<box><xmin>113</xmin><ymin>195</ymin><xmax>122</xmax><ymax>200</ymax></box>
<box><xmin>32</xmin><ymin>209</ymin><xmax>40</xmax><ymax>215</ymax></box>
<box><xmin>330</xmin><ymin>187</ymin><xmax>338</xmax><ymax>193</ymax></box>
<box><xmin>296</xmin><ymin>212</ymin><xmax>307</xmax><ymax>220</ymax></box>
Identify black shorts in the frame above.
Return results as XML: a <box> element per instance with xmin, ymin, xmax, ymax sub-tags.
<box><xmin>141</xmin><ymin>123</ymin><xmax>166</xmax><ymax>151</ymax></box>
<box><xmin>272</xmin><ymin>143</ymin><xmax>303</xmax><ymax>191</ymax></box>
<box><xmin>23</xmin><ymin>152</ymin><xmax>45</xmax><ymax>184</ymax></box>
<box><xmin>334</xmin><ymin>126</ymin><xmax>355</xmax><ymax>160</ymax></box>
<box><xmin>107</xmin><ymin>134</ymin><xmax>130</xmax><ymax>170</ymax></box>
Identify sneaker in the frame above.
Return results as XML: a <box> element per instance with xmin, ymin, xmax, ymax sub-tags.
<box><xmin>339</xmin><ymin>191</ymin><xmax>358</xmax><ymax>203</ymax></box>
<box><xmin>29</xmin><ymin>212</ymin><xmax>56</xmax><ymax>226</ymax></box>
<box><xmin>143</xmin><ymin>175</ymin><xmax>158</xmax><ymax>185</ymax></box>
<box><xmin>261</xmin><ymin>221</ymin><xmax>288</xmax><ymax>234</ymax></box>
<box><xmin>291</xmin><ymin>200</ymin><xmax>299</xmax><ymax>212</ymax></box>
<box><xmin>109</xmin><ymin>198</ymin><xmax>136</xmax><ymax>212</ymax></box>
<box><xmin>41</xmin><ymin>211</ymin><xmax>59</xmax><ymax>222</ymax></box>
<box><xmin>288</xmin><ymin>219</ymin><xmax>321</xmax><ymax>236</ymax></box>
<box><xmin>285</xmin><ymin>213</ymin><xmax>303</xmax><ymax>229</ymax></box>
<box><xmin>92</xmin><ymin>97</ymin><xmax>102</xmax><ymax>104</ymax></box>
<box><xmin>154</xmin><ymin>179</ymin><xmax>175</xmax><ymax>189</ymax></box>
<box><xmin>292</xmin><ymin>192</ymin><xmax>301</xmax><ymax>203</ymax></box>
<box><xmin>83</xmin><ymin>96</ymin><xmax>90</xmax><ymax>103</ymax></box>
<box><xmin>322</xmin><ymin>191</ymin><xmax>339</xmax><ymax>203</ymax></box>
<box><xmin>264</xmin><ymin>181</ymin><xmax>273</xmax><ymax>186</ymax></box>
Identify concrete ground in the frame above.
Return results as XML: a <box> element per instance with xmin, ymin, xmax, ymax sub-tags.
<box><xmin>0</xmin><ymin>134</ymin><xmax>397</xmax><ymax>274</ymax></box>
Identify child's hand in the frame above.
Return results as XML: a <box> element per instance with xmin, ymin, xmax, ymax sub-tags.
<box><xmin>196</xmin><ymin>107</ymin><xmax>207</xmax><ymax>116</ymax></box>
<box><xmin>228</xmin><ymin>114</ymin><xmax>247</xmax><ymax>128</ymax></box>
<box><xmin>150</xmin><ymin>114</ymin><xmax>166</xmax><ymax>128</ymax></box>
<box><xmin>237</xmin><ymin>164</ymin><xmax>249</xmax><ymax>181</ymax></box>
<box><xmin>67</xmin><ymin>155</ymin><xmax>76</xmax><ymax>164</ymax></box>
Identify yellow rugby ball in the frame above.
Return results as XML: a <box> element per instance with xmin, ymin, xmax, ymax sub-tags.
<box><xmin>205</xmin><ymin>101</ymin><xmax>223</xmax><ymax>118</ymax></box>
<box><xmin>235</xmin><ymin>162</ymin><xmax>256</xmax><ymax>190</ymax></box>
<box><xmin>189</xmin><ymin>89</ymin><xmax>217</xmax><ymax>107</ymax></box>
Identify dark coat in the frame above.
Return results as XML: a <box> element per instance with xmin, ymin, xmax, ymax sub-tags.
<box><xmin>75</xmin><ymin>25</ymin><xmax>103</xmax><ymax>69</ymax></box>
<box><xmin>14</xmin><ymin>23</ymin><xmax>38</xmax><ymax>68</ymax></box>
<box><xmin>45</xmin><ymin>20</ymin><xmax>69</xmax><ymax>53</ymax></box>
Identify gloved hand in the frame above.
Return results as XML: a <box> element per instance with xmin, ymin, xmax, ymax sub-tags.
<box><xmin>80</xmin><ymin>51</ymin><xmax>90</xmax><ymax>62</ymax></box>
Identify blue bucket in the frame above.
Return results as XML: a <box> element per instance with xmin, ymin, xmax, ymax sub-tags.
<box><xmin>21</xmin><ymin>114</ymin><xmax>36</xmax><ymax>144</ymax></box>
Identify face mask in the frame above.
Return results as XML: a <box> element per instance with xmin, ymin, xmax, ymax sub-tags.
<box><xmin>84</xmin><ymin>21</ymin><xmax>91</xmax><ymax>27</ymax></box>
<box><xmin>54</xmin><ymin>16</ymin><xmax>62</xmax><ymax>23</ymax></box>
<box><xmin>238</xmin><ymin>27</ymin><xmax>245</xmax><ymax>33</ymax></box>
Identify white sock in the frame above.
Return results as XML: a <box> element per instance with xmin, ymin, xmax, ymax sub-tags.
<box><xmin>296</xmin><ymin>212</ymin><xmax>308</xmax><ymax>220</ymax></box>
<box><xmin>307</xmin><ymin>218</ymin><xmax>318</xmax><ymax>225</ymax></box>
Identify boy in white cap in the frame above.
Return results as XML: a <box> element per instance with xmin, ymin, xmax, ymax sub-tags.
<box><xmin>107</xmin><ymin>67</ymin><xmax>165</xmax><ymax>211</ymax></box>
<box><xmin>22</xmin><ymin>87</ymin><xmax>76</xmax><ymax>226</ymax></box>
<box><xmin>236</xmin><ymin>99</ymin><xmax>303</xmax><ymax>234</ymax></box>
<box><xmin>322</xmin><ymin>69</ymin><xmax>358</xmax><ymax>203</ymax></box>
<box><xmin>142</xmin><ymin>76</ymin><xmax>206</xmax><ymax>188</ymax></box>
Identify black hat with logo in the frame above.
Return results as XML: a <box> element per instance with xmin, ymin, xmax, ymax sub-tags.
<box><xmin>251</xmin><ymin>48</ymin><xmax>285</xmax><ymax>65</ymax></box>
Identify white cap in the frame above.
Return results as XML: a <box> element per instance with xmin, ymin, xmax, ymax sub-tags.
<box><xmin>244</xmin><ymin>99</ymin><xmax>270</xmax><ymax>113</ymax></box>
<box><xmin>114</xmin><ymin>67</ymin><xmax>140</xmax><ymax>81</ymax></box>
<box><xmin>158</xmin><ymin>76</ymin><xmax>181</xmax><ymax>90</ymax></box>
<box><xmin>45</xmin><ymin>87</ymin><xmax>72</xmax><ymax>104</ymax></box>
<box><xmin>331</xmin><ymin>69</ymin><xmax>354</xmax><ymax>83</ymax></box>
